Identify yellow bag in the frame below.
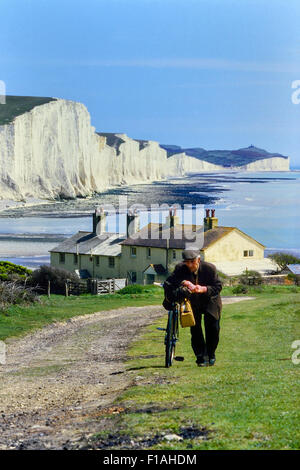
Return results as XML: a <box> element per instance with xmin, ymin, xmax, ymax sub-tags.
<box><xmin>180</xmin><ymin>298</ymin><xmax>196</xmax><ymax>328</ymax></box>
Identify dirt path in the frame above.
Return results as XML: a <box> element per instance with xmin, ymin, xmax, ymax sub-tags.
<box><xmin>0</xmin><ymin>297</ymin><xmax>253</xmax><ymax>450</ymax></box>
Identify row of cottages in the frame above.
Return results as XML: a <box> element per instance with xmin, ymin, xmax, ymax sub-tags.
<box><xmin>50</xmin><ymin>208</ymin><xmax>265</xmax><ymax>284</ymax></box>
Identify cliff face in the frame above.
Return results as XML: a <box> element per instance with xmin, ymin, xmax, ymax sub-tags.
<box><xmin>238</xmin><ymin>157</ymin><xmax>290</xmax><ymax>171</ymax></box>
<box><xmin>161</xmin><ymin>143</ymin><xmax>290</xmax><ymax>169</ymax></box>
<box><xmin>0</xmin><ymin>97</ymin><xmax>290</xmax><ymax>202</ymax></box>
<box><xmin>0</xmin><ymin>99</ymin><xmax>103</xmax><ymax>200</ymax></box>
<box><xmin>0</xmin><ymin>99</ymin><xmax>171</xmax><ymax>201</ymax></box>
<box><xmin>167</xmin><ymin>153</ymin><xmax>224</xmax><ymax>174</ymax></box>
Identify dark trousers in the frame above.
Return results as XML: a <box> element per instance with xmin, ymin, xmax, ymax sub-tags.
<box><xmin>190</xmin><ymin>312</ymin><xmax>220</xmax><ymax>359</ymax></box>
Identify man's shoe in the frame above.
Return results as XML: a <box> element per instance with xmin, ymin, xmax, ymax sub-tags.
<box><xmin>196</xmin><ymin>356</ymin><xmax>207</xmax><ymax>367</ymax></box>
<box><xmin>208</xmin><ymin>357</ymin><xmax>216</xmax><ymax>366</ymax></box>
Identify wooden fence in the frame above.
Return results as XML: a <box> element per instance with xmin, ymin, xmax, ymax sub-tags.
<box><xmin>64</xmin><ymin>278</ymin><xmax>127</xmax><ymax>296</ymax></box>
<box><xmin>89</xmin><ymin>278</ymin><xmax>127</xmax><ymax>294</ymax></box>
<box><xmin>66</xmin><ymin>279</ymin><xmax>89</xmax><ymax>296</ymax></box>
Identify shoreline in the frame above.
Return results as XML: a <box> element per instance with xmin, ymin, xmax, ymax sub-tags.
<box><xmin>0</xmin><ymin>173</ymin><xmax>188</xmax><ymax>216</ymax></box>
<box><xmin>0</xmin><ymin>169</ymin><xmax>296</xmax><ymax>217</ymax></box>
<box><xmin>0</xmin><ymin>198</ymin><xmax>58</xmax><ymax>215</ymax></box>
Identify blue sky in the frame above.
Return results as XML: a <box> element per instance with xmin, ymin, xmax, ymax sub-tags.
<box><xmin>1</xmin><ymin>0</ymin><xmax>300</xmax><ymax>165</ymax></box>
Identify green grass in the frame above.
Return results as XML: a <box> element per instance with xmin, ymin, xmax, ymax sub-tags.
<box><xmin>0</xmin><ymin>95</ymin><xmax>56</xmax><ymax>125</ymax></box>
<box><xmin>1</xmin><ymin>284</ymin><xmax>299</xmax><ymax>448</ymax></box>
<box><xmin>222</xmin><ymin>284</ymin><xmax>300</xmax><ymax>296</ymax></box>
<box><xmin>0</xmin><ymin>285</ymin><xmax>163</xmax><ymax>340</ymax></box>
<box><xmin>94</xmin><ymin>291</ymin><xmax>300</xmax><ymax>450</ymax></box>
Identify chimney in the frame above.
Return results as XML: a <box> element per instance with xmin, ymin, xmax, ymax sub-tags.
<box><xmin>204</xmin><ymin>208</ymin><xmax>218</xmax><ymax>231</ymax></box>
<box><xmin>93</xmin><ymin>207</ymin><xmax>106</xmax><ymax>235</ymax></box>
<box><xmin>127</xmin><ymin>209</ymin><xmax>140</xmax><ymax>237</ymax></box>
<box><xmin>165</xmin><ymin>207</ymin><xmax>180</xmax><ymax>228</ymax></box>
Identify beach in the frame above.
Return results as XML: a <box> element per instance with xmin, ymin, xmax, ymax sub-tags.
<box><xmin>0</xmin><ymin>171</ymin><xmax>299</xmax><ymax>269</ymax></box>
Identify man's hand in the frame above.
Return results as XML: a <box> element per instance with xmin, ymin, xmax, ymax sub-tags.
<box><xmin>181</xmin><ymin>280</ymin><xmax>207</xmax><ymax>294</ymax></box>
<box><xmin>194</xmin><ymin>285</ymin><xmax>207</xmax><ymax>294</ymax></box>
<box><xmin>181</xmin><ymin>280</ymin><xmax>196</xmax><ymax>291</ymax></box>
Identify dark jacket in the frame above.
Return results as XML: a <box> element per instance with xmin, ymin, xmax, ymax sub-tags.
<box><xmin>163</xmin><ymin>261</ymin><xmax>222</xmax><ymax>320</ymax></box>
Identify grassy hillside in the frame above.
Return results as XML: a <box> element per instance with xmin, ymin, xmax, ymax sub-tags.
<box><xmin>0</xmin><ymin>285</ymin><xmax>299</xmax><ymax>449</ymax></box>
<box><xmin>161</xmin><ymin>144</ymin><xmax>289</xmax><ymax>167</ymax></box>
<box><xmin>91</xmin><ymin>290</ymin><xmax>300</xmax><ymax>450</ymax></box>
<box><xmin>0</xmin><ymin>95</ymin><xmax>56</xmax><ymax>126</ymax></box>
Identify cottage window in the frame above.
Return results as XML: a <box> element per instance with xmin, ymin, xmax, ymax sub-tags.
<box><xmin>243</xmin><ymin>251</ymin><xmax>248</xmax><ymax>257</ymax></box>
<box><xmin>131</xmin><ymin>247</ymin><xmax>137</xmax><ymax>257</ymax></box>
<box><xmin>172</xmin><ymin>250</ymin><xmax>176</xmax><ymax>260</ymax></box>
<box><xmin>108</xmin><ymin>257</ymin><xmax>115</xmax><ymax>267</ymax></box>
<box><xmin>96</xmin><ymin>256</ymin><xmax>100</xmax><ymax>266</ymax></box>
<box><xmin>59</xmin><ymin>253</ymin><xmax>65</xmax><ymax>264</ymax></box>
<box><xmin>130</xmin><ymin>271</ymin><xmax>137</xmax><ymax>283</ymax></box>
<box><xmin>249</xmin><ymin>250</ymin><xmax>254</xmax><ymax>257</ymax></box>
<box><xmin>73</xmin><ymin>254</ymin><xmax>78</xmax><ymax>265</ymax></box>
<box><xmin>147</xmin><ymin>248</ymin><xmax>151</xmax><ymax>258</ymax></box>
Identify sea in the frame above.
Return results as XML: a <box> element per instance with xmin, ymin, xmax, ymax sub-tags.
<box><xmin>0</xmin><ymin>170</ymin><xmax>299</xmax><ymax>269</ymax></box>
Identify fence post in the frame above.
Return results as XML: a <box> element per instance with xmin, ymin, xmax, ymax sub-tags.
<box><xmin>65</xmin><ymin>281</ymin><xmax>69</xmax><ymax>297</ymax></box>
<box><xmin>47</xmin><ymin>280</ymin><xmax>51</xmax><ymax>298</ymax></box>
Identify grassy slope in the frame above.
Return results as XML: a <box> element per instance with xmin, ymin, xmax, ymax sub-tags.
<box><xmin>1</xmin><ymin>286</ymin><xmax>299</xmax><ymax>449</ymax></box>
<box><xmin>95</xmin><ymin>290</ymin><xmax>300</xmax><ymax>450</ymax></box>
<box><xmin>0</xmin><ymin>95</ymin><xmax>56</xmax><ymax>126</ymax></box>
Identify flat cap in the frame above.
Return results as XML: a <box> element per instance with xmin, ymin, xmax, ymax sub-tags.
<box><xmin>182</xmin><ymin>249</ymin><xmax>200</xmax><ymax>260</ymax></box>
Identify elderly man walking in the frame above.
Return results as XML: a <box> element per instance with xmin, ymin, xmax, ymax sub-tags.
<box><xmin>163</xmin><ymin>249</ymin><xmax>222</xmax><ymax>367</ymax></box>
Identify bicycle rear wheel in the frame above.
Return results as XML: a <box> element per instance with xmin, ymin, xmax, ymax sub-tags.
<box><xmin>165</xmin><ymin>309</ymin><xmax>177</xmax><ymax>368</ymax></box>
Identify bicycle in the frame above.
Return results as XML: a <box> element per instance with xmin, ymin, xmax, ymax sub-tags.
<box><xmin>154</xmin><ymin>282</ymin><xmax>184</xmax><ymax>368</ymax></box>
<box><xmin>164</xmin><ymin>301</ymin><xmax>180</xmax><ymax>367</ymax></box>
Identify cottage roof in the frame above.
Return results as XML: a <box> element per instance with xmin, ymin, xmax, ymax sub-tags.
<box><xmin>49</xmin><ymin>222</ymin><xmax>264</xmax><ymax>256</ymax></box>
<box><xmin>143</xmin><ymin>264</ymin><xmax>167</xmax><ymax>275</ymax></box>
<box><xmin>286</xmin><ymin>264</ymin><xmax>300</xmax><ymax>275</ymax></box>
<box><xmin>120</xmin><ymin>223</ymin><xmax>203</xmax><ymax>249</ymax></box>
<box><xmin>120</xmin><ymin>223</ymin><xmax>260</xmax><ymax>250</ymax></box>
<box><xmin>49</xmin><ymin>231</ymin><xmax>126</xmax><ymax>256</ymax></box>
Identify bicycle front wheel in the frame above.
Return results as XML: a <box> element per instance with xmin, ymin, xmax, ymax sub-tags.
<box><xmin>165</xmin><ymin>310</ymin><xmax>176</xmax><ymax>368</ymax></box>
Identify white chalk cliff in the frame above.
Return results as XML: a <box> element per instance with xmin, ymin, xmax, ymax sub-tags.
<box><xmin>0</xmin><ymin>98</ymin><xmax>290</xmax><ymax>201</ymax></box>
<box><xmin>238</xmin><ymin>157</ymin><xmax>290</xmax><ymax>171</ymax></box>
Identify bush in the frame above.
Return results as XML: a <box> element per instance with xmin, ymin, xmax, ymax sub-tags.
<box><xmin>28</xmin><ymin>265</ymin><xmax>80</xmax><ymax>295</ymax></box>
<box><xmin>0</xmin><ymin>281</ymin><xmax>40</xmax><ymax>312</ymax></box>
<box><xmin>232</xmin><ymin>285</ymin><xmax>249</xmax><ymax>294</ymax></box>
<box><xmin>0</xmin><ymin>261</ymin><xmax>32</xmax><ymax>282</ymax></box>
<box><xmin>239</xmin><ymin>270</ymin><xmax>262</xmax><ymax>286</ymax></box>
<box><xmin>118</xmin><ymin>284</ymin><xmax>144</xmax><ymax>295</ymax></box>
<box><xmin>217</xmin><ymin>270</ymin><xmax>228</xmax><ymax>279</ymax></box>
<box><xmin>217</xmin><ymin>270</ymin><xmax>231</xmax><ymax>286</ymax></box>
<box><xmin>287</xmin><ymin>273</ymin><xmax>298</xmax><ymax>285</ymax></box>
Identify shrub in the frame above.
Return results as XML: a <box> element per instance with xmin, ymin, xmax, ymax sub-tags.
<box><xmin>232</xmin><ymin>285</ymin><xmax>249</xmax><ymax>294</ymax></box>
<box><xmin>239</xmin><ymin>270</ymin><xmax>262</xmax><ymax>286</ymax></box>
<box><xmin>118</xmin><ymin>284</ymin><xmax>144</xmax><ymax>295</ymax></box>
<box><xmin>217</xmin><ymin>270</ymin><xmax>231</xmax><ymax>286</ymax></box>
<box><xmin>0</xmin><ymin>261</ymin><xmax>32</xmax><ymax>282</ymax></box>
<box><xmin>0</xmin><ymin>281</ymin><xmax>40</xmax><ymax>312</ymax></box>
<box><xmin>28</xmin><ymin>265</ymin><xmax>79</xmax><ymax>294</ymax></box>
<box><xmin>217</xmin><ymin>270</ymin><xmax>228</xmax><ymax>279</ymax></box>
<box><xmin>287</xmin><ymin>273</ymin><xmax>298</xmax><ymax>285</ymax></box>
